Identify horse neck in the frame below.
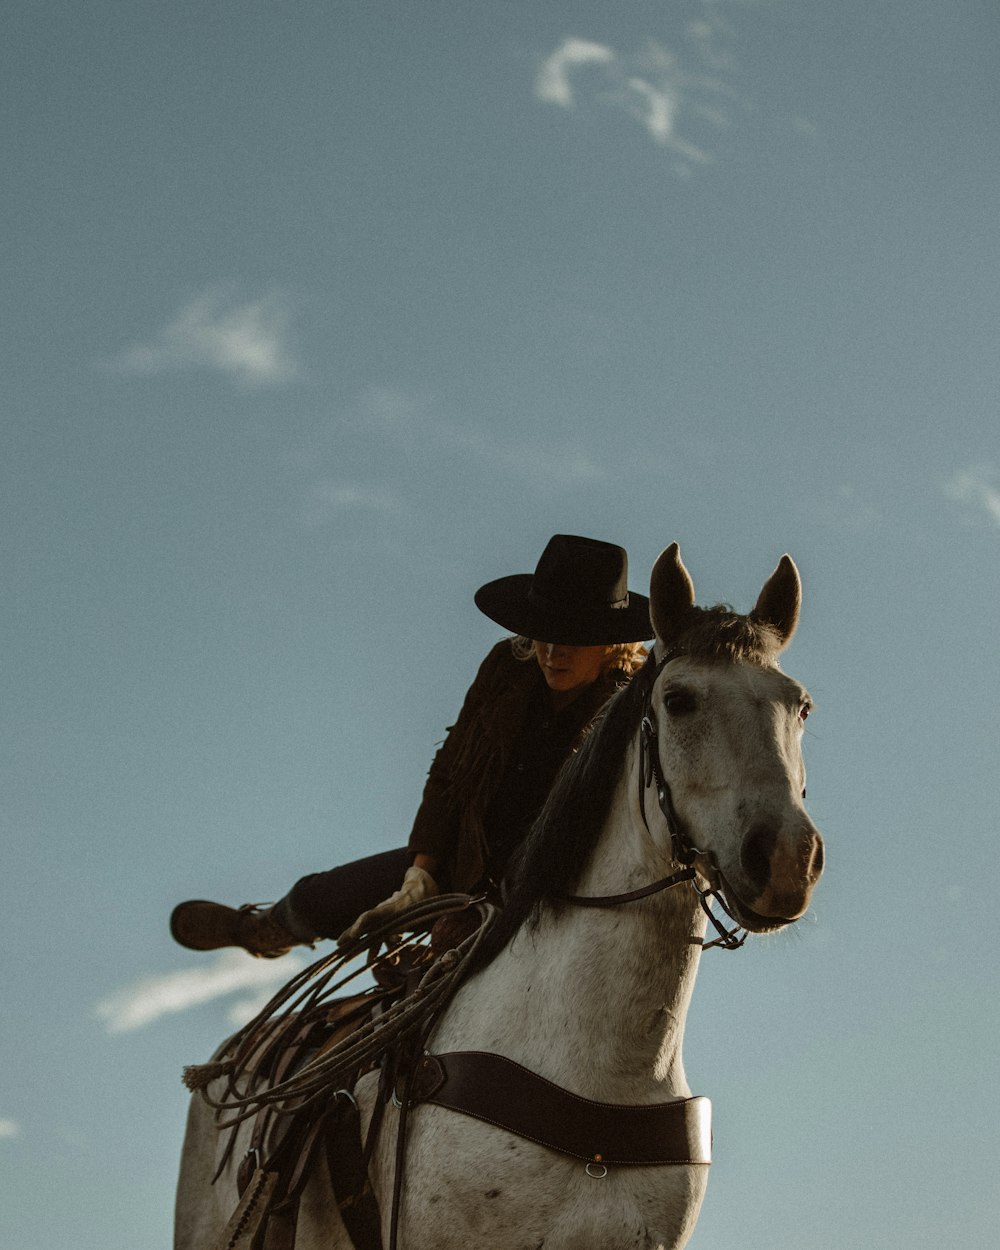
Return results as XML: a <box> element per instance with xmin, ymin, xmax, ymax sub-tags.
<box><xmin>442</xmin><ymin>748</ymin><xmax>707</xmax><ymax>1101</ymax></box>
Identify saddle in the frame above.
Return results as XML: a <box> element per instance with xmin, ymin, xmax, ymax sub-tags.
<box><xmin>213</xmin><ymin>997</ymin><xmax>388</xmax><ymax>1250</ymax></box>
<box><xmin>190</xmin><ymin>898</ymin><xmax>492</xmax><ymax>1250</ymax></box>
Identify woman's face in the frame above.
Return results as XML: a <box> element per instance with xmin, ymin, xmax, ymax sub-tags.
<box><xmin>532</xmin><ymin>641</ymin><xmax>610</xmax><ymax>696</ymax></box>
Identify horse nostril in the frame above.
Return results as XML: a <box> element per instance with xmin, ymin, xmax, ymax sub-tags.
<box><xmin>810</xmin><ymin>835</ymin><xmax>825</xmax><ymax>879</ymax></box>
<box><xmin>741</xmin><ymin>825</ymin><xmax>776</xmax><ymax>892</ymax></box>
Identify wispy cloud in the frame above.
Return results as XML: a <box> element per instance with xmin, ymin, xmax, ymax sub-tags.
<box><xmin>535</xmin><ymin>37</ymin><xmax>616</xmax><ymax>108</ymax></box>
<box><xmin>0</xmin><ymin>1117</ymin><xmax>20</xmax><ymax>1140</ymax></box>
<box><xmin>358</xmin><ymin>386</ymin><xmax>428</xmax><ymax>431</ymax></box>
<box><xmin>822</xmin><ymin>483</ymin><xmax>884</xmax><ymax>532</ymax></box>
<box><xmin>288</xmin><ymin>385</ymin><xmax>610</xmax><ymax>530</ymax></box>
<box><xmin>302</xmin><ymin>480</ymin><xmax>405</xmax><ymax>528</ymax></box>
<box><xmin>95</xmin><ymin>950</ymin><xmax>308</xmax><ymax>1034</ymax></box>
<box><xmin>535</xmin><ymin>22</ymin><xmax>741</xmax><ymax>166</ymax></box>
<box><xmin>110</xmin><ymin>287</ymin><xmax>299</xmax><ymax>386</ymax></box>
<box><xmin>444</xmin><ymin>422</ymin><xmax>607</xmax><ymax>487</ymax></box>
<box><xmin>944</xmin><ymin>464</ymin><xmax>1000</xmax><ymax>527</ymax></box>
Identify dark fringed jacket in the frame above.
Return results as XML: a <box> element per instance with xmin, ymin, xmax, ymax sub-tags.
<box><xmin>407</xmin><ymin>640</ymin><xmax>639</xmax><ymax>893</ymax></box>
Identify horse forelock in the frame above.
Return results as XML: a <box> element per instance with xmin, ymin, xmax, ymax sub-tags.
<box><xmin>667</xmin><ymin>605</ymin><xmax>785</xmax><ymax>667</ymax></box>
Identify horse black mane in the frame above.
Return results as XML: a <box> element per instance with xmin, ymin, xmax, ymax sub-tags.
<box><xmin>471</xmin><ymin>605</ymin><xmax>782</xmax><ymax>970</ymax></box>
<box><xmin>471</xmin><ymin>664</ymin><xmax>646</xmax><ymax>968</ymax></box>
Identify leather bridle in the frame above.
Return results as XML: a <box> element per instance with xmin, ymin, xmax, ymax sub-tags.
<box><xmin>563</xmin><ymin>649</ymin><xmax>747</xmax><ymax>951</ymax></box>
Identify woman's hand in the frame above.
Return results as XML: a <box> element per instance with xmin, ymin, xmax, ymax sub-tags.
<box><xmin>338</xmin><ymin>865</ymin><xmax>439</xmax><ymax>943</ymax></box>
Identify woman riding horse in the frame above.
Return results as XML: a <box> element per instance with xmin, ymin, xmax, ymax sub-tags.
<box><xmin>176</xmin><ymin>542</ymin><xmax>824</xmax><ymax>1250</ymax></box>
<box><xmin>170</xmin><ymin>534</ymin><xmax>652</xmax><ymax>956</ymax></box>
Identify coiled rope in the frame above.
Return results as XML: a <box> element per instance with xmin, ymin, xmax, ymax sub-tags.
<box><xmin>182</xmin><ymin>893</ymin><xmax>499</xmax><ymax>1131</ymax></box>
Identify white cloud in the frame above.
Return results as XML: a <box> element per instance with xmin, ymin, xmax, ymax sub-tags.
<box><xmin>535</xmin><ymin>37</ymin><xmax>616</xmax><ymax>108</ymax></box>
<box><xmin>625</xmin><ymin>76</ymin><xmax>680</xmax><ymax>143</ymax></box>
<box><xmin>535</xmin><ymin>25</ymin><xmax>742</xmax><ymax>166</ymax></box>
<box><xmin>944</xmin><ymin>464</ymin><xmax>1000</xmax><ymax>528</ymax></box>
<box><xmin>0</xmin><ymin>1118</ymin><xmax>20</xmax><ymax>1140</ymax></box>
<box><xmin>623</xmin><ymin>77</ymin><xmax>711</xmax><ymax>162</ymax></box>
<box><xmin>94</xmin><ymin>950</ymin><xmax>309</xmax><ymax>1034</ymax></box>
<box><xmin>111</xmin><ymin>287</ymin><xmax>299</xmax><ymax>386</ymax></box>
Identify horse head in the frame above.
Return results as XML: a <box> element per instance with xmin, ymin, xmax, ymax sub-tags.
<box><xmin>647</xmin><ymin>543</ymin><xmax>824</xmax><ymax>933</ymax></box>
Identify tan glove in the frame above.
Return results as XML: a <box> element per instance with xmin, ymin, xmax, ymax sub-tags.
<box><xmin>338</xmin><ymin>866</ymin><xmax>439</xmax><ymax>943</ymax></box>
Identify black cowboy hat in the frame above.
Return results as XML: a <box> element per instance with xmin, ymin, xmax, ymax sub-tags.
<box><xmin>474</xmin><ymin>534</ymin><xmax>652</xmax><ymax>646</ymax></box>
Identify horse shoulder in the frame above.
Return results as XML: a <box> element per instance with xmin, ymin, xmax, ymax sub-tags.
<box><xmin>173</xmin><ymin>1094</ymin><xmax>234</xmax><ymax>1250</ymax></box>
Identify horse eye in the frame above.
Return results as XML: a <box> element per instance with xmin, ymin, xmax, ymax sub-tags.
<box><xmin>663</xmin><ymin>689</ymin><xmax>695</xmax><ymax>716</ymax></box>
<box><xmin>798</xmin><ymin>701</ymin><xmax>812</xmax><ymax>723</ymax></box>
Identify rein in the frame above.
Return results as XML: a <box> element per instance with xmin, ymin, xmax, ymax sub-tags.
<box><xmin>562</xmin><ymin>649</ymin><xmax>747</xmax><ymax>952</ymax></box>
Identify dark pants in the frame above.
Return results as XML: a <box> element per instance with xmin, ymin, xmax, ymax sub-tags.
<box><xmin>273</xmin><ymin>847</ymin><xmax>411</xmax><ymax>940</ymax></box>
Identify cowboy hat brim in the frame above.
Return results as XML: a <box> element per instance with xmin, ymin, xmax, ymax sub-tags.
<box><xmin>474</xmin><ymin>574</ymin><xmax>652</xmax><ymax>646</ymax></box>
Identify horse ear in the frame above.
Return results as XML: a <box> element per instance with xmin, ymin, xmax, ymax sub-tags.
<box><xmin>750</xmin><ymin>555</ymin><xmax>801</xmax><ymax>650</ymax></box>
<box><xmin>650</xmin><ymin>543</ymin><xmax>696</xmax><ymax>642</ymax></box>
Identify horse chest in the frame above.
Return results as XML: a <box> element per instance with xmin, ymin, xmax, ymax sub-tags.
<box><xmin>383</xmin><ymin>1108</ymin><xmax>707</xmax><ymax>1250</ymax></box>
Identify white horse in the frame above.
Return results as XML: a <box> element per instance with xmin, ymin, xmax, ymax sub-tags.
<box><xmin>176</xmin><ymin>543</ymin><xmax>824</xmax><ymax>1250</ymax></box>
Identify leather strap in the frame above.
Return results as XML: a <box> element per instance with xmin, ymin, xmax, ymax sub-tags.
<box><xmin>561</xmin><ymin>867</ymin><xmax>696</xmax><ymax>907</ymax></box>
<box><xmin>324</xmin><ymin>1095</ymin><xmax>385</xmax><ymax>1250</ymax></box>
<box><xmin>405</xmin><ymin>1051</ymin><xmax>711</xmax><ymax>1166</ymax></box>
<box><xmin>209</xmin><ymin>1168</ymin><xmax>279</xmax><ymax>1250</ymax></box>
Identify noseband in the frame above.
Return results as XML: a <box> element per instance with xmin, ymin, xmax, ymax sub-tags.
<box><xmin>563</xmin><ymin>650</ymin><xmax>746</xmax><ymax>951</ymax></box>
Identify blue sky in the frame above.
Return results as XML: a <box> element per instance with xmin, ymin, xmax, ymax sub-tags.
<box><xmin>3</xmin><ymin>1</ymin><xmax>999</xmax><ymax>1246</ymax></box>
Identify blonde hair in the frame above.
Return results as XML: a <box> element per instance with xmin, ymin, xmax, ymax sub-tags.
<box><xmin>509</xmin><ymin>635</ymin><xmax>647</xmax><ymax>676</ymax></box>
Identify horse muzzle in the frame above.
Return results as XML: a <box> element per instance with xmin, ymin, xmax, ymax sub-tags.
<box><xmin>718</xmin><ymin>819</ymin><xmax>825</xmax><ymax>930</ymax></box>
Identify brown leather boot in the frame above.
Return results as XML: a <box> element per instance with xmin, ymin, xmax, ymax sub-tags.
<box><xmin>169</xmin><ymin>900</ymin><xmax>300</xmax><ymax>958</ymax></box>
